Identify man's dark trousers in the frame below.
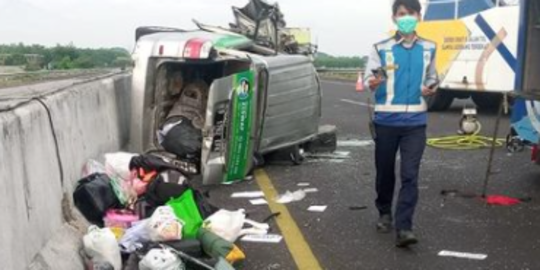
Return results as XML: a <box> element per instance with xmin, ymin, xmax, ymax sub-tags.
<box><xmin>374</xmin><ymin>124</ymin><xmax>426</xmax><ymax>231</ymax></box>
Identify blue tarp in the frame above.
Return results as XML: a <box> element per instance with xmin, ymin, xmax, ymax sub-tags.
<box><xmin>512</xmin><ymin>99</ymin><xmax>540</xmax><ymax>143</ymax></box>
<box><xmin>424</xmin><ymin>0</ymin><xmax>496</xmax><ymax>21</ymax></box>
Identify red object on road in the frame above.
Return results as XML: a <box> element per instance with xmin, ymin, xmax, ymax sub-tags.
<box><xmin>356</xmin><ymin>72</ymin><xmax>364</xmax><ymax>92</ymax></box>
<box><xmin>531</xmin><ymin>145</ymin><xmax>539</xmax><ymax>162</ymax></box>
<box><xmin>484</xmin><ymin>195</ymin><xmax>521</xmax><ymax>206</ymax></box>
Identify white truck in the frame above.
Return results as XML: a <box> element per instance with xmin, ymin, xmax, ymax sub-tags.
<box><xmin>510</xmin><ymin>0</ymin><xmax>540</xmax><ymax>165</ymax></box>
<box><xmin>414</xmin><ymin>0</ymin><xmax>521</xmax><ymax>111</ymax></box>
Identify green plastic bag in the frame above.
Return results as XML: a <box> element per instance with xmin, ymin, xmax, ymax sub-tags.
<box><xmin>166</xmin><ymin>189</ymin><xmax>203</xmax><ymax>239</ymax></box>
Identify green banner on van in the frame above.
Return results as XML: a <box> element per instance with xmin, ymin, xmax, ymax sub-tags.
<box><xmin>225</xmin><ymin>70</ymin><xmax>255</xmax><ymax>183</ymax></box>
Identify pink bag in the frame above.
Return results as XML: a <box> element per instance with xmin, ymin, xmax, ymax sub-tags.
<box><xmin>131</xmin><ymin>177</ymin><xmax>149</xmax><ymax>196</ymax></box>
<box><xmin>104</xmin><ymin>210</ymin><xmax>140</xmax><ymax>239</ymax></box>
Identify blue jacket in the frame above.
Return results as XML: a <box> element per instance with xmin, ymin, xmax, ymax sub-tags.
<box><xmin>364</xmin><ymin>34</ymin><xmax>438</xmax><ymax>126</ymax></box>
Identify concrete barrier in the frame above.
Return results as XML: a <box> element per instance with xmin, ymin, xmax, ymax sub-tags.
<box><xmin>0</xmin><ymin>73</ymin><xmax>132</xmax><ymax>270</ymax></box>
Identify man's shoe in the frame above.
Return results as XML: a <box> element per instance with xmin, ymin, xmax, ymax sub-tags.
<box><xmin>396</xmin><ymin>230</ymin><xmax>418</xmax><ymax>248</ymax></box>
<box><xmin>376</xmin><ymin>215</ymin><xmax>393</xmax><ymax>233</ymax></box>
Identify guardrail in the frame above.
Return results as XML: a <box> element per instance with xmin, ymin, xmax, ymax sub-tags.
<box><xmin>316</xmin><ymin>68</ymin><xmax>364</xmax><ymax>81</ymax></box>
<box><xmin>316</xmin><ymin>68</ymin><xmax>364</xmax><ymax>74</ymax></box>
<box><xmin>0</xmin><ymin>69</ymin><xmax>116</xmax><ymax>88</ymax></box>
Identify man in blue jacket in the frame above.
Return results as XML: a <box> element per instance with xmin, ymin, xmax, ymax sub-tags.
<box><xmin>364</xmin><ymin>0</ymin><xmax>438</xmax><ymax>247</ymax></box>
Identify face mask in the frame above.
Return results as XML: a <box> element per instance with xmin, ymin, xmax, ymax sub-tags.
<box><xmin>396</xmin><ymin>15</ymin><xmax>418</xmax><ymax>35</ymax></box>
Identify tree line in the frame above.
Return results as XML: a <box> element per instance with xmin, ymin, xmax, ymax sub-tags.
<box><xmin>0</xmin><ymin>43</ymin><xmax>131</xmax><ymax>71</ymax></box>
<box><xmin>314</xmin><ymin>52</ymin><xmax>367</xmax><ymax>69</ymax></box>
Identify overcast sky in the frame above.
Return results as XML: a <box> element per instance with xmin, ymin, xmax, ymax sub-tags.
<box><xmin>0</xmin><ymin>0</ymin><xmax>393</xmax><ymax>56</ymax></box>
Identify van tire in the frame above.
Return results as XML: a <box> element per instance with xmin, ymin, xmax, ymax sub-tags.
<box><xmin>426</xmin><ymin>89</ymin><xmax>454</xmax><ymax>111</ymax></box>
<box><xmin>290</xmin><ymin>145</ymin><xmax>305</xmax><ymax>166</ymax></box>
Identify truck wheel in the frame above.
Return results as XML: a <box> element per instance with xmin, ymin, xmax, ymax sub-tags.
<box><xmin>472</xmin><ymin>93</ymin><xmax>503</xmax><ymax>111</ymax></box>
<box><xmin>426</xmin><ymin>89</ymin><xmax>454</xmax><ymax>111</ymax></box>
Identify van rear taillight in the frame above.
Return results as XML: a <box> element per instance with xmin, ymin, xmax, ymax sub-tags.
<box><xmin>184</xmin><ymin>38</ymin><xmax>212</xmax><ymax>59</ymax></box>
<box><xmin>532</xmin><ymin>145</ymin><xmax>539</xmax><ymax>162</ymax></box>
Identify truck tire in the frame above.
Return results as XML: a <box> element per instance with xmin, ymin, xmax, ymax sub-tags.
<box><xmin>471</xmin><ymin>93</ymin><xmax>503</xmax><ymax>111</ymax></box>
<box><xmin>426</xmin><ymin>89</ymin><xmax>454</xmax><ymax>111</ymax></box>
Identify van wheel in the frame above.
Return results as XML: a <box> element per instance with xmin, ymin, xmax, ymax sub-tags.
<box><xmin>426</xmin><ymin>89</ymin><xmax>454</xmax><ymax>111</ymax></box>
<box><xmin>290</xmin><ymin>146</ymin><xmax>305</xmax><ymax>166</ymax></box>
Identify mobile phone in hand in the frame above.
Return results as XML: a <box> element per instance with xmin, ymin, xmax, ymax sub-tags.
<box><xmin>371</xmin><ymin>68</ymin><xmax>387</xmax><ymax>79</ymax></box>
<box><xmin>428</xmin><ymin>82</ymin><xmax>439</xmax><ymax>90</ymax></box>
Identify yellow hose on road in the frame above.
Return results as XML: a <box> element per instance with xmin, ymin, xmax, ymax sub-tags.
<box><xmin>427</xmin><ymin>123</ymin><xmax>506</xmax><ymax>150</ymax></box>
<box><xmin>427</xmin><ymin>135</ymin><xmax>505</xmax><ymax>150</ymax></box>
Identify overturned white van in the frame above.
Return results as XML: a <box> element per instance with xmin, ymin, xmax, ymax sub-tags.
<box><xmin>128</xmin><ymin>27</ymin><xmax>332</xmax><ymax>185</ymax></box>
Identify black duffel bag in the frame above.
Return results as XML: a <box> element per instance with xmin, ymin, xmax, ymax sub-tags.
<box><xmin>145</xmin><ymin>170</ymin><xmax>219</xmax><ymax>218</ymax></box>
<box><xmin>161</xmin><ymin>117</ymin><xmax>202</xmax><ymax>159</ymax></box>
<box><xmin>145</xmin><ymin>170</ymin><xmax>190</xmax><ymax>207</ymax></box>
<box><xmin>73</xmin><ymin>173</ymin><xmax>120</xmax><ymax>226</ymax></box>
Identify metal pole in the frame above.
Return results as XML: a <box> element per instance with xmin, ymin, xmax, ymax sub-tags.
<box><xmin>455</xmin><ymin>0</ymin><xmax>459</xmax><ymax>20</ymax></box>
<box><xmin>481</xmin><ymin>93</ymin><xmax>505</xmax><ymax>198</ymax></box>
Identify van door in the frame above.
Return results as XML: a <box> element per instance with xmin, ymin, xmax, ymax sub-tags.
<box><xmin>201</xmin><ymin>69</ymin><xmax>258</xmax><ymax>185</ymax></box>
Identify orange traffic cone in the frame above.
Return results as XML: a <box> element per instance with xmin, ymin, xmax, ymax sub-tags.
<box><xmin>356</xmin><ymin>72</ymin><xmax>364</xmax><ymax>92</ymax></box>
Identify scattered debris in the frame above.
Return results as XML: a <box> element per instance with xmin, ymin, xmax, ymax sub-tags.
<box><xmin>231</xmin><ymin>191</ymin><xmax>265</xmax><ymax>198</ymax></box>
<box><xmin>265</xmin><ymin>263</ymin><xmax>282</xmax><ymax>270</ymax></box>
<box><xmin>241</xmin><ymin>234</ymin><xmax>283</xmax><ymax>244</ymax></box>
<box><xmin>139</xmin><ymin>248</ymin><xmax>186</xmax><ymax>270</ymax></box>
<box><xmin>297</xmin><ymin>182</ymin><xmax>310</xmax><ymax>187</ymax></box>
<box><xmin>276</xmin><ymin>190</ymin><xmax>306</xmax><ymax>204</ymax></box>
<box><xmin>306</xmin><ymin>159</ymin><xmax>345</xmax><ymax>164</ymax></box>
<box><xmin>484</xmin><ymin>195</ymin><xmax>531</xmax><ymax>206</ymax></box>
<box><xmin>83</xmin><ymin>226</ymin><xmax>122</xmax><ymax>270</ymax></box>
<box><xmin>438</xmin><ymin>250</ymin><xmax>488</xmax><ymax>260</ymax></box>
<box><xmin>440</xmin><ymin>189</ymin><xmax>477</xmax><ymax>199</ymax></box>
<box><xmin>337</xmin><ymin>140</ymin><xmax>374</xmax><ymax>148</ymax></box>
<box><xmin>305</xmin><ymin>151</ymin><xmax>350</xmax><ymax>160</ymax></box>
<box><xmin>307</xmin><ymin>205</ymin><xmax>327</xmax><ymax>212</ymax></box>
<box><xmin>204</xmin><ymin>209</ymin><xmax>269</xmax><ymax>243</ymax></box>
<box><xmin>262</xmin><ymin>212</ymin><xmax>281</xmax><ymax>223</ymax></box>
<box><xmin>302</xmin><ymin>188</ymin><xmax>319</xmax><ymax>193</ymax></box>
<box><xmin>250</xmin><ymin>198</ymin><xmax>268</xmax><ymax>205</ymax></box>
<box><xmin>349</xmin><ymin>206</ymin><xmax>368</xmax><ymax>211</ymax></box>
<box><xmin>440</xmin><ymin>190</ymin><xmax>532</xmax><ymax>206</ymax></box>
<box><xmin>304</xmin><ymin>151</ymin><xmax>351</xmax><ymax>164</ymax></box>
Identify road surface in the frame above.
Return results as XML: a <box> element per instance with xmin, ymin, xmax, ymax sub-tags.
<box><xmin>210</xmin><ymin>80</ymin><xmax>540</xmax><ymax>270</ymax></box>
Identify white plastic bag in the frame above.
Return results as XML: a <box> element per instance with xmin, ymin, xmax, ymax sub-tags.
<box><xmin>139</xmin><ymin>248</ymin><xmax>185</xmax><ymax>270</ymax></box>
<box><xmin>276</xmin><ymin>190</ymin><xmax>306</xmax><ymax>204</ymax></box>
<box><xmin>82</xmin><ymin>160</ymin><xmax>106</xmax><ymax>177</ymax></box>
<box><xmin>148</xmin><ymin>206</ymin><xmax>184</xmax><ymax>242</ymax></box>
<box><xmin>104</xmin><ymin>152</ymin><xmax>139</xmax><ymax>205</ymax></box>
<box><xmin>104</xmin><ymin>152</ymin><xmax>137</xmax><ymax>181</ymax></box>
<box><xmin>119</xmin><ymin>219</ymin><xmax>152</xmax><ymax>253</ymax></box>
<box><xmin>203</xmin><ymin>209</ymin><xmax>269</xmax><ymax>242</ymax></box>
<box><xmin>109</xmin><ymin>174</ymin><xmax>138</xmax><ymax>206</ymax></box>
<box><xmin>83</xmin><ymin>226</ymin><xmax>122</xmax><ymax>270</ymax></box>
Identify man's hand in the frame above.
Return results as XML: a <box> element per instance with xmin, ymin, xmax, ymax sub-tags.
<box><xmin>368</xmin><ymin>75</ymin><xmax>384</xmax><ymax>91</ymax></box>
<box><xmin>422</xmin><ymin>85</ymin><xmax>437</xmax><ymax>97</ymax></box>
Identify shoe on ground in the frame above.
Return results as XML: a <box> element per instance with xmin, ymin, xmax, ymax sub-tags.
<box><xmin>396</xmin><ymin>230</ymin><xmax>418</xmax><ymax>248</ymax></box>
<box><xmin>376</xmin><ymin>214</ymin><xmax>393</xmax><ymax>234</ymax></box>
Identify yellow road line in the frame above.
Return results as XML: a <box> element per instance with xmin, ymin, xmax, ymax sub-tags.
<box><xmin>255</xmin><ymin>169</ymin><xmax>323</xmax><ymax>270</ymax></box>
